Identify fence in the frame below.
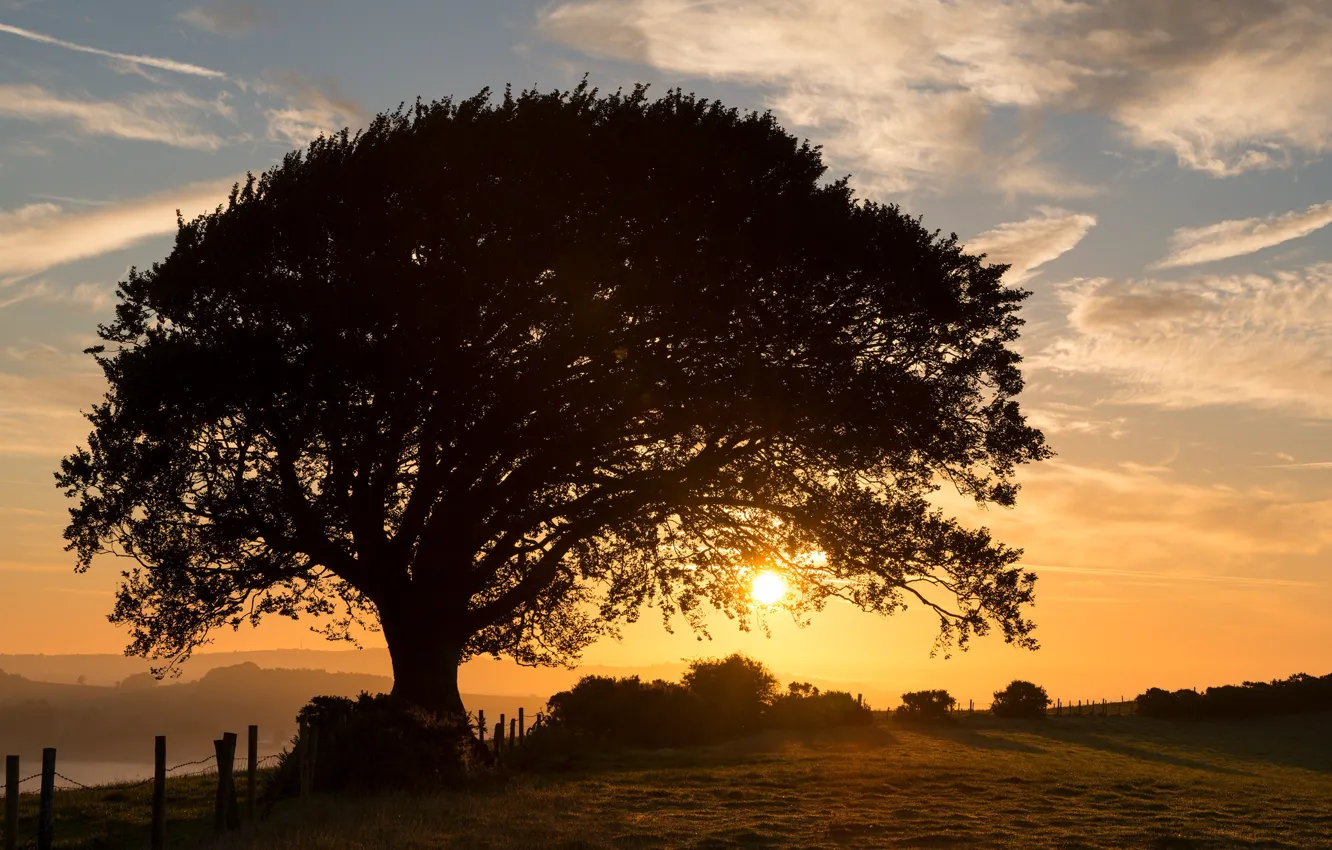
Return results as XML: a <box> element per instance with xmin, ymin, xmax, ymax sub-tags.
<box><xmin>939</xmin><ymin>698</ymin><xmax>1140</xmax><ymax>718</ymax></box>
<box><xmin>3</xmin><ymin>705</ymin><xmax>547</xmax><ymax>850</ymax></box>
<box><xmin>3</xmin><ymin>725</ymin><xmax>281</xmax><ymax>850</ymax></box>
<box><xmin>473</xmin><ymin>707</ymin><xmax>544</xmax><ymax>759</ymax></box>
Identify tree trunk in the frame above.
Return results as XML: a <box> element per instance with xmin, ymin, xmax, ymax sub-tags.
<box><xmin>380</xmin><ymin>606</ymin><xmax>468</xmax><ymax>717</ymax></box>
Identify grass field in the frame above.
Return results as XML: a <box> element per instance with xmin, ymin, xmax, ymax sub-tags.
<box><xmin>11</xmin><ymin>712</ymin><xmax>1332</xmax><ymax>848</ymax></box>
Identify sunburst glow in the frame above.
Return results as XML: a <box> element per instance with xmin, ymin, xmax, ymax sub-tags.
<box><xmin>751</xmin><ymin>570</ymin><xmax>788</xmax><ymax>606</ymax></box>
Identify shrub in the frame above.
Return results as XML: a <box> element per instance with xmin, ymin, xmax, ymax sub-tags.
<box><xmin>545</xmin><ymin>675</ymin><xmax>708</xmax><ymax>748</ymax></box>
<box><xmin>682</xmin><ymin>654</ymin><xmax>780</xmax><ymax>738</ymax></box>
<box><xmin>545</xmin><ymin>654</ymin><xmax>782</xmax><ymax>747</ymax></box>
<box><xmin>265</xmin><ymin>693</ymin><xmax>474</xmax><ymax>800</ymax></box>
<box><xmin>991</xmin><ymin>680</ymin><xmax>1049</xmax><ymax>718</ymax></box>
<box><xmin>894</xmin><ymin>689</ymin><xmax>955</xmax><ymax>721</ymax></box>
<box><xmin>1136</xmin><ymin>673</ymin><xmax>1332</xmax><ymax>719</ymax></box>
<box><xmin>766</xmin><ymin>682</ymin><xmax>874</xmax><ymax>729</ymax></box>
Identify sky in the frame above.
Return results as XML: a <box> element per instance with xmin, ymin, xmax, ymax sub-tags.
<box><xmin>3</xmin><ymin>0</ymin><xmax>1332</xmax><ymax>706</ymax></box>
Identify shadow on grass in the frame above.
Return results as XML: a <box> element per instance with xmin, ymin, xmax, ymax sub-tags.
<box><xmin>900</xmin><ymin>721</ymin><xmax>1048</xmax><ymax>755</ymax></box>
<box><xmin>983</xmin><ymin>712</ymin><xmax>1332</xmax><ymax>775</ymax></box>
<box><xmin>1021</xmin><ymin>721</ymin><xmax>1250</xmax><ymax>776</ymax></box>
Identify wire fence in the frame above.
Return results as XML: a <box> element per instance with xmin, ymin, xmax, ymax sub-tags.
<box><xmin>4</xmin><ymin>728</ymin><xmax>286</xmax><ymax>850</ymax></box>
<box><xmin>7</xmin><ymin>754</ymin><xmax>283</xmax><ymax>794</ymax></box>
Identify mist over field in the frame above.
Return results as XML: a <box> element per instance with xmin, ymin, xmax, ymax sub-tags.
<box><xmin>0</xmin><ymin>657</ymin><xmax>541</xmax><ymax>765</ymax></box>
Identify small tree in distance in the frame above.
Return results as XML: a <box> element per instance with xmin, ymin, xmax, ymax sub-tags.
<box><xmin>991</xmin><ymin>680</ymin><xmax>1049</xmax><ymax>718</ymax></box>
<box><xmin>58</xmin><ymin>81</ymin><xmax>1049</xmax><ymax>720</ymax></box>
<box><xmin>895</xmin><ymin>689</ymin><xmax>956</xmax><ymax>721</ymax></box>
<box><xmin>683</xmin><ymin>654</ymin><xmax>780</xmax><ymax>737</ymax></box>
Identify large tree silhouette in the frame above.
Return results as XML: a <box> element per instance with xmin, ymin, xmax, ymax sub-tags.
<box><xmin>59</xmin><ymin>84</ymin><xmax>1049</xmax><ymax>716</ymax></box>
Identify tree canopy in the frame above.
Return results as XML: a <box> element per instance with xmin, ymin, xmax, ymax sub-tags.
<box><xmin>58</xmin><ymin>82</ymin><xmax>1049</xmax><ymax>716</ymax></box>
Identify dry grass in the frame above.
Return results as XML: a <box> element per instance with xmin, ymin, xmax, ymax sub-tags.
<box><xmin>16</xmin><ymin>712</ymin><xmax>1332</xmax><ymax>848</ymax></box>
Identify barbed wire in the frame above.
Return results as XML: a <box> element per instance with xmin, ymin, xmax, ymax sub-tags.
<box><xmin>12</xmin><ymin>753</ymin><xmax>281</xmax><ymax>792</ymax></box>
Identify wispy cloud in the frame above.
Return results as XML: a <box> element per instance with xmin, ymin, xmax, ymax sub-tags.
<box><xmin>0</xmin><ymin>21</ymin><xmax>227</xmax><ymax>79</ymax></box>
<box><xmin>966</xmin><ymin>207</ymin><xmax>1097</xmax><ymax>284</ymax></box>
<box><xmin>0</xmin><ymin>279</ymin><xmax>116</xmax><ymax>314</ymax></box>
<box><xmin>257</xmin><ymin>73</ymin><xmax>362</xmax><ymax>148</ymax></box>
<box><xmin>940</xmin><ymin>458</ymin><xmax>1332</xmax><ymax>579</ymax></box>
<box><xmin>541</xmin><ymin>0</ymin><xmax>1332</xmax><ymax>191</ymax></box>
<box><xmin>0</xmin><ymin>84</ymin><xmax>232</xmax><ymax>149</ymax></box>
<box><xmin>177</xmin><ymin>2</ymin><xmax>264</xmax><ymax>37</ymax></box>
<box><xmin>0</xmin><ymin>178</ymin><xmax>238</xmax><ymax>278</ymax></box>
<box><xmin>1023</xmin><ymin>402</ymin><xmax>1127</xmax><ymax>439</ymax></box>
<box><xmin>1154</xmin><ymin>201</ymin><xmax>1332</xmax><ymax>269</ymax></box>
<box><xmin>1035</xmin><ymin>263</ymin><xmax>1332</xmax><ymax>415</ymax></box>
<box><xmin>0</xmin><ymin>366</ymin><xmax>103</xmax><ymax>457</ymax></box>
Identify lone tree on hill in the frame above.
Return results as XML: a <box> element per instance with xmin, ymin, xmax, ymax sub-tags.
<box><xmin>58</xmin><ymin>83</ymin><xmax>1049</xmax><ymax>717</ymax></box>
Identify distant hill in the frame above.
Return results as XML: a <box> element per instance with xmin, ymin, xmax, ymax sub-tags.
<box><xmin>0</xmin><ymin>662</ymin><xmax>547</xmax><ymax>763</ymax></box>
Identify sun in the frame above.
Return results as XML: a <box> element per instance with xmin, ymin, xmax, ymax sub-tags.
<box><xmin>751</xmin><ymin>570</ymin><xmax>788</xmax><ymax>606</ymax></box>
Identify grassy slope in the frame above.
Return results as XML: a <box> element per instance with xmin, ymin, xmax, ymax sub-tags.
<box><xmin>12</xmin><ymin>712</ymin><xmax>1332</xmax><ymax>849</ymax></box>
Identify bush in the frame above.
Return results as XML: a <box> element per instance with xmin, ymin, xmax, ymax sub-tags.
<box><xmin>546</xmin><ymin>654</ymin><xmax>783</xmax><ymax>748</ymax></box>
<box><xmin>265</xmin><ymin>693</ymin><xmax>474</xmax><ymax>799</ymax></box>
<box><xmin>683</xmin><ymin>654</ymin><xmax>779</xmax><ymax>737</ymax></box>
<box><xmin>545</xmin><ymin>675</ymin><xmax>708</xmax><ymax>748</ymax></box>
<box><xmin>894</xmin><ymin>689</ymin><xmax>955</xmax><ymax>721</ymax></box>
<box><xmin>991</xmin><ymin>680</ymin><xmax>1049</xmax><ymax>718</ymax></box>
<box><xmin>766</xmin><ymin>682</ymin><xmax>874</xmax><ymax>729</ymax></box>
<box><xmin>1137</xmin><ymin>673</ymin><xmax>1332</xmax><ymax>719</ymax></box>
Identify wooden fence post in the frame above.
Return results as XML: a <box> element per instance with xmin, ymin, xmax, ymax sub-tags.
<box><xmin>518</xmin><ymin>708</ymin><xmax>525</xmax><ymax>742</ymax></box>
<box><xmin>969</xmin><ymin>699</ymin><xmax>974</xmax><ymax>718</ymax></box>
<box><xmin>494</xmin><ymin>721</ymin><xmax>503</xmax><ymax>758</ymax></box>
<box><xmin>5</xmin><ymin>755</ymin><xmax>17</xmax><ymax>850</ymax></box>
<box><xmin>151</xmin><ymin>736</ymin><xmax>166</xmax><ymax>850</ymax></box>
<box><xmin>247</xmin><ymin>725</ymin><xmax>258</xmax><ymax>826</ymax></box>
<box><xmin>509</xmin><ymin>718</ymin><xmax>517</xmax><ymax>753</ymax></box>
<box><xmin>214</xmin><ymin>733</ymin><xmax>240</xmax><ymax>834</ymax></box>
<box><xmin>37</xmin><ymin>748</ymin><xmax>55</xmax><ymax>850</ymax></box>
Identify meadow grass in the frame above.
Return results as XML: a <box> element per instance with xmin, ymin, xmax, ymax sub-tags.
<box><xmin>12</xmin><ymin>712</ymin><xmax>1331</xmax><ymax>848</ymax></box>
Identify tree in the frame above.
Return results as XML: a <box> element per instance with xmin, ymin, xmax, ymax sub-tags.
<box><xmin>58</xmin><ymin>82</ymin><xmax>1049</xmax><ymax>718</ymax></box>
<box><xmin>990</xmin><ymin>679</ymin><xmax>1049</xmax><ymax>718</ymax></box>
<box><xmin>895</xmin><ymin>689</ymin><xmax>956</xmax><ymax>721</ymax></box>
<box><xmin>682</xmin><ymin>654</ymin><xmax>779</xmax><ymax>736</ymax></box>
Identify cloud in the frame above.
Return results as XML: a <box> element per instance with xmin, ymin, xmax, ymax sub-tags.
<box><xmin>1023</xmin><ymin>403</ymin><xmax>1127</xmax><ymax>439</ymax></box>
<box><xmin>0</xmin><ymin>84</ymin><xmax>232</xmax><ymax>149</ymax></box>
<box><xmin>1035</xmin><ymin>264</ymin><xmax>1332</xmax><ymax>415</ymax></box>
<box><xmin>0</xmin><ymin>366</ymin><xmax>103</xmax><ymax>457</ymax></box>
<box><xmin>258</xmin><ymin>73</ymin><xmax>363</xmax><ymax>148</ymax></box>
<box><xmin>0</xmin><ymin>279</ymin><xmax>116</xmax><ymax>313</ymax></box>
<box><xmin>540</xmin><ymin>0</ymin><xmax>1332</xmax><ymax>191</ymax></box>
<box><xmin>177</xmin><ymin>3</ymin><xmax>263</xmax><ymax>36</ymax></box>
<box><xmin>0</xmin><ymin>21</ymin><xmax>226</xmax><ymax>79</ymax></box>
<box><xmin>942</xmin><ymin>458</ymin><xmax>1332</xmax><ymax>578</ymax></box>
<box><xmin>965</xmin><ymin>207</ymin><xmax>1097</xmax><ymax>284</ymax></box>
<box><xmin>1154</xmin><ymin>201</ymin><xmax>1332</xmax><ymax>269</ymax></box>
<box><xmin>0</xmin><ymin>178</ymin><xmax>238</xmax><ymax>278</ymax></box>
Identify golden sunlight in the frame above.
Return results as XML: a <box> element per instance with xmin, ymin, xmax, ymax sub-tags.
<box><xmin>751</xmin><ymin>570</ymin><xmax>788</xmax><ymax>606</ymax></box>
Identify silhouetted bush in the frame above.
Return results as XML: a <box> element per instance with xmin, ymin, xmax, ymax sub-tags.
<box><xmin>766</xmin><ymin>682</ymin><xmax>874</xmax><ymax>729</ymax></box>
<box><xmin>546</xmin><ymin>656</ymin><xmax>879</xmax><ymax>748</ymax></box>
<box><xmin>265</xmin><ymin>692</ymin><xmax>474</xmax><ymax>800</ymax></box>
<box><xmin>683</xmin><ymin>654</ymin><xmax>780</xmax><ymax>737</ymax></box>
<box><xmin>1136</xmin><ymin>673</ymin><xmax>1332</xmax><ymax>720</ymax></box>
<box><xmin>545</xmin><ymin>675</ymin><xmax>708</xmax><ymax>748</ymax></box>
<box><xmin>894</xmin><ymin>689</ymin><xmax>955</xmax><ymax>722</ymax></box>
<box><xmin>991</xmin><ymin>680</ymin><xmax>1049</xmax><ymax>718</ymax></box>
